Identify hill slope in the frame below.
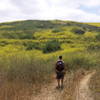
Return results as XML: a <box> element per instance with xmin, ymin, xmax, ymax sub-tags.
<box><xmin>0</xmin><ymin>20</ymin><xmax>99</xmax><ymax>100</ymax></box>
<box><xmin>86</xmin><ymin>23</ymin><xmax>100</xmax><ymax>27</ymax></box>
<box><xmin>0</xmin><ymin>20</ymin><xmax>100</xmax><ymax>39</ymax></box>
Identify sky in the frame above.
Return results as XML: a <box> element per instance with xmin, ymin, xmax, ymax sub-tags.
<box><xmin>0</xmin><ymin>0</ymin><xmax>100</xmax><ymax>22</ymax></box>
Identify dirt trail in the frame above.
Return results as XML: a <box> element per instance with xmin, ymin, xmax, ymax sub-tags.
<box><xmin>31</xmin><ymin>71</ymin><xmax>95</xmax><ymax>100</ymax></box>
<box><xmin>75</xmin><ymin>71</ymin><xmax>95</xmax><ymax>100</ymax></box>
<box><xmin>32</xmin><ymin>76</ymin><xmax>67</xmax><ymax>100</ymax></box>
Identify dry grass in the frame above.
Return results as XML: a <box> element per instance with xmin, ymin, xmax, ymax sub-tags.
<box><xmin>90</xmin><ymin>70</ymin><xmax>100</xmax><ymax>100</ymax></box>
<box><xmin>61</xmin><ymin>69</ymin><xmax>86</xmax><ymax>100</ymax></box>
<box><xmin>0</xmin><ymin>80</ymin><xmax>43</xmax><ymax>100</ymax></box>
<box><xmin>0</xmin><ymin>69</ymin><xmax>87</xmax><ymax>100</ymax></box>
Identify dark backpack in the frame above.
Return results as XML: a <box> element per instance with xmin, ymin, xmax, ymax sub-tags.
<box><xmin>56</xmin><ymin>61</ymin><xmax>64</xmax><ymax>72</ymax></box>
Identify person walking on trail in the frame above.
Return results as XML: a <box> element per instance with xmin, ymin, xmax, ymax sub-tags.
<box><xmin>55</xmin><ymin>56</ymin><xmax>65</xmax><ymax>89</ymax></box>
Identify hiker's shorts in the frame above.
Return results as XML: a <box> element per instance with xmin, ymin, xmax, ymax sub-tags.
<box><xmin>56</xmin><ymin>72</ymin><xmax>64</xmax><ymax>79</ymax></box>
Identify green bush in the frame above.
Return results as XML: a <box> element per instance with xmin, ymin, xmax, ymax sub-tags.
<box><xmin>43</xmin><ymin>40</ymin><xmax>61</xmax><ymax>53</ymax></box>
<box><xmin>88</xmin><ymin>43</ymin><xmax>100</xmax><ymax>50</ymax></box>
<box><xmin>96</xmin><ymin>34</ymin><xmax>100</xmax><ymax>41</ymax></box>
<box><xmin>71</xmin><ymin>27</ymin><xmax>85</xmax><ymax>35</ymax></box>
<box><xmin>0</xmin><ymin>40</ymin><xmax>9</xmax><ymax>46</ymax></box>
<box><xmin>52</xmin><ymin>28</ymin><xmax>63</xmax><ymax>33</ymax></box>
<box><xmin>64</xmin><ymin>52</ymin><xmax>96</xmax><ymax>70</ymax></box>
<box><xmin>23</xmin><ymin>42</ymin><xmax>42</xmax><ymax>50</ymax></box>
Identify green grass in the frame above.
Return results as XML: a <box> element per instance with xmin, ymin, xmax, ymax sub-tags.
<box><xmin>86</xmin><ymin>23</ymin><xmax>100</xmax><ymax>27</ymax></box>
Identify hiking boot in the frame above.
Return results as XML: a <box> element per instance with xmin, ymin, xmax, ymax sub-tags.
<box><xmin>56</xmin><ymin>86</ymin><xmax>60</xmax><ymax>89</ymax></box>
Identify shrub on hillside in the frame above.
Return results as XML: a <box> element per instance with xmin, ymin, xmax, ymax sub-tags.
<box><xmin>71</xmin><ymin>27</ymin><xmax>85</xmax><ymax>35</ymax></box>
<box><xmin>64</xmin><ymin>52</ymin><xmax>96</xmax><ymax>70</ymax></box>
<box><xmin>0</xmin><ymin>40</ymin><xmax>9</xmax><ymax>46</ymax></box>
<box><xmin>96</xmin><ymin>34</ymin><xmax>100</xmax><ymax>41</ymax></box>
<box><xmin>43</xmin><ymin>40</ymin><xmax>61</xmax><ymax>53</ymax></box>
<box><xmin>88</xmin><ymin>43</ymin><xmax>100</xmax><ymax>50</ymax></box>
<box><xmin>52</xmin><ymin>28</ymin><xmax>63</xmax><ymax>33</ymax></box>
<box><xmin>6</xmin><ymin>55</ymin><xmax>53</xmax><ymax>83</ymax></box>
<box><xmin>24</xmin><ymin>42</ymin><xmax>42</xmax><ymax>50</ymax></box>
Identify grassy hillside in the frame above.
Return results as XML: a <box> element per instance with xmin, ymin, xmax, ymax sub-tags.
<box><xmin>86</xmin><ymin>23</ymin><xmax>100</xmax><ymax>27</ymax></box>
<box><xmin>0</xmin><ymin>20</ymin><xmax>100</xmax><ymax>39</ymax></box>
<box><xmin>0</xmin><ymin>20</ymin><xmax>100</xmax><ymax>51</ymax></box>
<box><xmin>0</xmin><ymin>20</ymin><xmax>100</xmax><ymax>100</ymax></box>
<box><xmin>0</xmin><ymin>20</ymin><xmax>100</xmax><ymax>73</ymax></box>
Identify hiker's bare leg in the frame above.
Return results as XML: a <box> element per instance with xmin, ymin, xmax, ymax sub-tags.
<box><xmin>57</xmin><ymin>79</ymin><xmax>60</xmax><ymax>87</ymax></box>
<box><xmin>61</xmin><ymin>78</ymin><xmax>64</xmax><ymax>87</ymax></box>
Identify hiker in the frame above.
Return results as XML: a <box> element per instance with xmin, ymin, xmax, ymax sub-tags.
<box><xmin>55</xmin><ymin>56</ymin><xmax>65</xmax><ymax>89</ymax></box>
